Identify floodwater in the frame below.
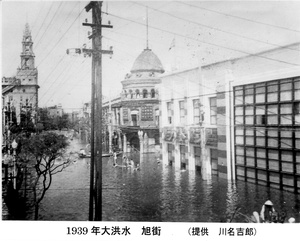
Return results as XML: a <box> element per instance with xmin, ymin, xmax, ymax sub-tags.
<box><xmin>38</xmin><ymin>137</ymin><xmax>300</xmax><ymax>222</ymax></box>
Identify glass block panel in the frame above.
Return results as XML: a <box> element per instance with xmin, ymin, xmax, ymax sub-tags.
<box><xmin>267</xmin><ymin>83</ymin><xmax>278</xmax><ymax>92</ymax></box>
<box><xmin>282</xmin><ymin>174</ymin><xmax>294</xmax><ymax>186</ymax></box>
<box><xmin>268</xmin><ymin>149</ymin><xmax>279</xmax><ymax>159</ymax></box>
<box><xmin>294</xmin><ymin>90</ymin><xmax>300</xmax><ymax>100</ymax></box>
<box><xmin>256</xmin><ymin>106</ymin><xmax>265</xmax><ymax>115</ymax></box>
<box><xmin>267</xmin><ymin>115</ymin><xmax>278</xmax><ymax>125</ymax></box>
<box><xmin>267</xmin><ymin>105</ymin><xmax>278</xmax><ymax>115</ymax></box>
<box><xmin>257</xmin><ymin>170</ymin><xmax>267</xmax><ymax>180</ymax></box>
<box><xmin>280</xmin><ymin>82</ymin><xmax>292</xmax><ymax>91</ymax></box>
<box><xmin>247</xmin><ymin>168</ymin><xmax>255</xmax><ymax>178</ymax></box>
<box><xmin>235</xmin><ymin>106</ymin><xmax>243</xmax><ymax>115</ymax></box>
<box><xmin>280</xmin><ymin>138</ymin><xmax>292</xmax><ymax>149</ymax></box>
<box><xmin>296</xmin><ymin>152</ymin><xmax>300</xmax><ymax>163</ymax></box>
<box><xmin>257</xmin><ymin>148</ymin><xmax>266</xmax><ymax>158</ymax></box>
<box><xmin>268</xmin><ymin>138</ymin><xmax>278</xmax><ymax>147</ymax></box>
<box><xmin>236</xmin><ymin>136</ymin><xmax>244</xmax><ymax>144</ymax></box>
<box><xmin>246</xmin><ymin>147</ymin><xmax>255</xmax><ymax>156</ymax></box>
<box><xmin>236</xmin><ymin>146</ymin><xmax>244</xmax><ymax>155</ymax></box>
<box><xmin>245</xmin><ymin>116</ymin><xmax>254</xmax><ymax>125</ymax></box>
<box><xmin>256</xmin><ymin>93</ymin><xmax>265</xmax><ymax>103</ymax></box>
<box><xmin>295</xmin><ymin>114</ymin><xmax>300</xmax><ymax>125</ymax></box>
<box><xmin>256</xmin><ymin>128</ymin><xmax>265</xmax><ymax>136</ymax></box>
<box><xmin>235</xmin><ymin>96</ymin><xmax>244</xmax><ymax>105</ymax></box>
<box><xmin>268</xmin><ymin>130</ymin><xmax>278</xmax><ymax>137</ymax></box>
<box><xmin>257</xmin><ymin>158</ymin><xmax>266</xmax><ymax>169</ymax></box>
<box><xmin>245</xmin><ymin>95</ymin><xmax>253</xmax><ymax>104</ymax></box>
<box><xmin>269</xmin><ymin>172</ymin><xmax>280</xmax><ymax>184</ymax></box>
<box><xmin>245</xmin><ymin>128</ymin><xmax>254</xmax><ymax>136</ymax></box>
<box><xmin>282</xmin><ymin>162</ymin><xmax>293</xmax><ymax>173</ymax></box>
<box><xmin>280</xmin><ymin>115</ymin><xmax>292</xmax><ymax>125</ymax></box>
<box><xmin>236</xmin><ymin>156</ymin><xmax>244</xmax><ymax>165</ymax></box>
<box><xmin>256</xmin><ymin>137</ymin><xmax>265</xmax><ymax>146</ymax></box>
<box><xmin>245</xmin><ymin>106</ymin><xmax>253</xmax><ymax>115</ymax></box>
<box><xmin>281</xmin><ymin>151</ymin><xmax>293</xmax><ymax>162</ymax></box>
<box><xmin>296</xmin><ymin>164</ymin><xmax>300</xmax><ymax>174</ymax></box>
<box><xmin>235</xmin><ymin>116</ymin><xmax>244</xmax><ymax>125</ymax></box>
<box><xmin>280</xmin><ymin>91</ymin><xmax>292</xmax><ymax>101</ymax></box>
<box><xmin>280</xmin><ymin>104</ymin><xmax>293</xmax><ymax>114</ymax></box>
<box><xmin>235</xmin><ymin>127</ymin><xmax>244</xmax><ymax>135</ymax></box>
<box><xmin>246</xmin><ymin>157</ymin><xmax>255</xmax><ymax>166</ymax></box>
<box><xmin>280</xmin><ymin>130</ymin><xmax>292</xmax><ymax>138</ymax></box>
<box><xmin>245</xmin><ymin>87</ymin><xmax>254</xmax><ymax>94</ymax></box>
<box><xmin>236</xmin><ymin>167</ymin><xmax>245</xmax><ymax>176</ymax></box>
<box><xmin>269</xmin><ymin>160</ymin><xmax>279</xmax><ymax>171</ymax></box>
<box><xmin>296</xmin><ymin>139</ymin><xmax>300</xmax><ymax>149</ymax></box>
<box><xmin>256</xmin><ymin>86</ymin><xmax>265</xmax><ymax>93</ymax></box>
<box><xmin>267</xmin><ymin>93</ymin><xmax>278</xmax><ymax>102</ymax></box>
<box><xmin>235</xmin><ymin>89</ymin><xmax>243</xmax><ymax>96</ymax></box>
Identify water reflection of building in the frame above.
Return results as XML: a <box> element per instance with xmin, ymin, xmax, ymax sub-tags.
<box><xmin>160</xmin><ymin>42</ymin><xmax>300</xmax><ymax>193</ymax></box>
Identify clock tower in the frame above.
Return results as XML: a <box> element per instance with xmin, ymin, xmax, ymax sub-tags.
<box><xmin>20</xmin><ymin>23</ymin><xmax>35</xmax><ymax>70</ymax></box>
<box><xmin>15</xmin><ymin>23</ymin><xmax>39</xmax><ymax>123</ymax></box>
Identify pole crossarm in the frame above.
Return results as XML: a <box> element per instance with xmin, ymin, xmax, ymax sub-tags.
<box><xmin>83</xmin><ymin>23</ymin><xmax>113</xmax><ymax>29</ymax></box>
<box><xmin>82</xmin><ymin>48</ymin><xmax>113</xmax><ymax>55</ymax></box>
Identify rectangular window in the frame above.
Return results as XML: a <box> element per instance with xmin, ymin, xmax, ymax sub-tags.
<box><xmin>179</xmin><ymin>100</ymin><xmax>186</xmax><ymax>124</ymax></box>
<box><xmin>167</xmin><ymin>102</ymin><xmax>173</xmax><ymax>124</ymax></box>
<box><xmin>193</xmin><ymin>99</ymin><xmax>200</xmax><ymax>124</ymax></box>
<box><xmin>210</xmin><ymin>97</ymin><xmax>217</xmax><ymax>125</ymax></box>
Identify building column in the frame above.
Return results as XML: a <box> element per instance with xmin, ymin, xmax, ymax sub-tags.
<box><xmin>138</xmin><ymin>130</ymin><xmax>144</xmax><ymax>154</ymax></box>
<box><xmin>123</xmin><ymin>134</ymin><xmax>127</xmax><ymax>153</ymax></box>
<box><xmin>201</xmin><ymin>128</ymin><xmax>212</xmax><ymax>180</ymax></box>
<box><xmin>118</xmin><ymin>131</ymin><xmax>122</xmax><ymax>150</ymax></box>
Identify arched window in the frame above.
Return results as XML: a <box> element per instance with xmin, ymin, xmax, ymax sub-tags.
<box><xmin>124</xmin><ymin>90</ymin><xmax>127</xmax><ymax>98</ymax></box>
<box><xmin>143</xmin><ymin>89</ymin><xmax>148</xmax><ymax>98</ymax></box>
<box><xmin>136</xmin><ymin>89</ymin><xmax>140</xmax><ymax>98</ymax></box>
<box><xmin>129</xmin><ymin>89</ymin><xmax>133</xmax><ymax>99</ymax></box>
<box><xmin>151</xmin><ymin>89</ymin><xmax>155</xmax><ymax>98</ymax></box>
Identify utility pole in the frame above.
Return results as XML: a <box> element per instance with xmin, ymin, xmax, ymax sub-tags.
<box><xmin>83</xmin><ymin>1</ymin><xmax>113</xmax><ymax>221</ymax></box>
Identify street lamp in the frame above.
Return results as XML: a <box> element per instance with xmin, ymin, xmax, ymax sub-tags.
<box><xmin>11</xmin><ymin>139</ymin><xmax>18</xmax><ymax>189</ymax></box>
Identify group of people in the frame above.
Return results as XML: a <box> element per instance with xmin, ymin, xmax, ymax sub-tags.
<box><xmin>112</xmin><ymin>151</ymin><xmax>140</xmax><ymax>171</ymax></box>
<box><xmin>252</xmin><ymin>200</ymin><xmax>296</xmax><ymax>223</ymax></box>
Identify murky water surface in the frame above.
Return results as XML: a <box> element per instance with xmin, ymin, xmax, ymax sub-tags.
<box><xmin>39</xmin><ymin>138</ymin><xmax>300</xmax><ymax>222</ymax></box>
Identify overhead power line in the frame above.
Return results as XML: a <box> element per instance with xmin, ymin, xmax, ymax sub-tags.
<box><xmin>104</xmin><ymin>11</ymin><xmax>300</xmax><ymax>67</ymax></box>
<box><xmin>178</xmin><ymin>1</ymin><xmax>300</xmax><ymax>34</ymax></box>
<box><xmin>133</xmin><ymin>1</ymin><xmax>300</xmax><ymax>53</ymax></box>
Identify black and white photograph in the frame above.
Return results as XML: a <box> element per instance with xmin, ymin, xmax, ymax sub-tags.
<box><xmin>1</xmin><ymin>0</ymin><xmax>300</xmax><ymax>239</ymax></box>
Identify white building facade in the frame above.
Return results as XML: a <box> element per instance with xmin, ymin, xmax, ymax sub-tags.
<box><xmin>160</xmin><ymin>42</ymin><xmax>300</xmax><ymax>193</ymax></box>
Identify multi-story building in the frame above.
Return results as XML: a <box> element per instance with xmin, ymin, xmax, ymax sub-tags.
<box><xmin>102</xmin><ymin>47</ymin><xmax>165</xmax><ymax>153</ymax></box>
<box><xmin>2</xmin><ymin>23</ymin><xmax>39</xmax><ymax>127</ymax></box>
<box><xmin>160</xmin><ymin>42</ymin><xmax>300</xmax><ymax>194</ymax></box>
<box><xmin>160</xmin><ymin>67</ymin><xmax>218</xmax><ymax>179</ymax></box>
<box><xmin>48</xmin><ymin>104</ymin><xmax>63</xmax><ymax>118</ymax></box>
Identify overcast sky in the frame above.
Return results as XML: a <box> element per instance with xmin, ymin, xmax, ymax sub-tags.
<box><xmin>1</xmin><ymin>1</ymin><xmax>300</xmax><ymax>112</ymax></box>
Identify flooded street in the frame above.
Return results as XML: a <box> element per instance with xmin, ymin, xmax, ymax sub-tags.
<box><xmin>38</xmin><ymin>137</ymin><xmax>300</xmax><ymax>222</ymax></box>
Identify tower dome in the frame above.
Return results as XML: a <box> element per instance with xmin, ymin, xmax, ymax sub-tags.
<box><xmin>131</xmin><ymin>48</ymin><xmax>164</xmax><ymax>74</ymax></box>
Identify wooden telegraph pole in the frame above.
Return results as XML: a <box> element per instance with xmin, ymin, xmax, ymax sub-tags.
<box><xmin>83</xmin><ymin>1</ymin><xmax>113</xmax><ymax>221</ymax></box>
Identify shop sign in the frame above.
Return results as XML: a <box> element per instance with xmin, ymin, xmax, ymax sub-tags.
<box><xmin>175</xmin><ymin>127</ymin><xmax>188</xmax><ymax>144</ymax></box>
<box><xmin>123</xmin><ymin>108</ymin><xmax>128</xmax><ymax>120</ymax></box>
<box><xmin>206</xmin><ymin>128</ymin><xmax>217</xmax><ymax>147</ymax></box>
<box><xmin>163</xmin><ymin>127</ymin><xmax>174</xmax><ymax>142</ymax></box>
<box><xmin>189</xmin><ymin>127</ymin><xmax>201</xmax><ymax>145</ymax></box>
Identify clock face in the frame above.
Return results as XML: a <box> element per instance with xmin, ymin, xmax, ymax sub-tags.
<box><xmin>26</xmin><ymin>37</ymin><xmax>30</xmax><ymax>42</ymax></box>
